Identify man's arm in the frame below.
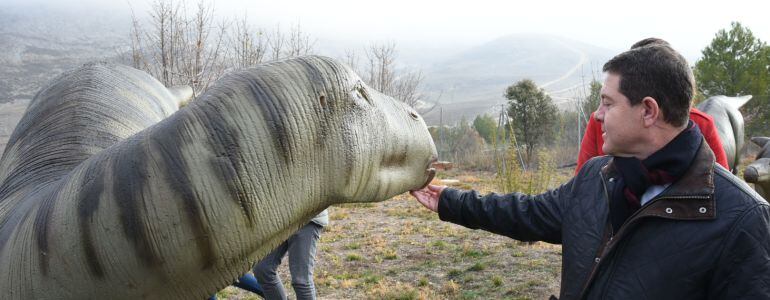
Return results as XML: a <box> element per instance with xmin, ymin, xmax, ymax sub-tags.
<box><xmin>411</xmin><ymin>180</ymin><xmax>574</xmax><ymax>244</ymax></box>
<box><xmin>708</xmin><ymin>204</ymin><xmax>770</xmax><ymax>298</ymax></box>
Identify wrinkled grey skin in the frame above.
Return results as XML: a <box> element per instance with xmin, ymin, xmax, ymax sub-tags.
<box><xmin>744</xmin><ymin>137</ymin><xmax>770</xmax><ymax>199</ymax></box>
<box><xmin>695</xmin><ymin>95</ymin><xmax>751</xmax><ymax>173</ymax></box>
<box><xmin>0</xmin><ymin>57</ymin><xmax>437</xmax><ymax>299</ymax></box>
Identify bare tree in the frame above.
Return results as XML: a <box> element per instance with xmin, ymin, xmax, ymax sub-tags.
<box><xmin>342</xmin><ymin>48</ymin><xmax>359</xmax><ymax>71</ymax></box>
<box><xmin>143</xmin><ymin>0</ymin><xmax>177</xmax><ymax>85</ymax></box>
<box><xmin>391</xmin><ymin>70</ymin><xmax>424</xmax><ymax>107</ymax></box>
<box><xmin>227</xmin><ymin>14</ymin><xmax>267</xmax><ymax>69</ymax></box>
<box><xmin>364</xmin><ymin>42</ymin><xmax>397</xmax><ymax>93</ymax></box>
<box><xmin>179</xmin><ymin>1</ymin><xmax>228</xmax><ymax>93</ymax></box>
<box><xmin>129</xmin><ymin>6</ymin><xmax>149</xmax><ymax>71</ymax></box>
<box><xmin>266</xmin><ymin>23</ymin><xmax>315</xmax><ymax>60</ymax></box>
<box><xmin>128</xmin><ymin>0</ymin><xmax>228</xmax><ymax>96</ymax></box>
<box><xmin>268</xmin><ymin>25</ymin><xmax>285</xmax><ymax>61</ymax></box>
<box><xmin>357</xmin><ymin>42</ymin><xmax>425</xmax><ymax>108</ymax></box>
<box><xmin>128</xmin><ymin>2</ymin><xmax>317</xmax><ymax>97</ymax></box>
<box><xmin>284</xmin><ymin>23</ymin><xmax>315</xmax><ymax>58</ymax></box>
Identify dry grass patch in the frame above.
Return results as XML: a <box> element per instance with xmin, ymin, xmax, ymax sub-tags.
<box><xmin>219</xmin><ymin>169</ymin><xmax>569</xmax><ymax>299</ymax></box>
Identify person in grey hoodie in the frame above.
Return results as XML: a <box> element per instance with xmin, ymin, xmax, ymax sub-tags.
<box><xmin>252</xmin><ymin>210</ymin><xmax>329</xmax><ymax>300</ymax></box>
<box><xmin>209</xmin><ymin>210</ymin><xmax>328</xmax><ymax>300</ymax></box>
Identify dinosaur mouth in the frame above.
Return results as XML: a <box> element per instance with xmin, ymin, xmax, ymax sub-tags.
<box><xmin>413</xmin><ymin>158</ymin><xmax>438</xmax><ymax>191</ymax></box>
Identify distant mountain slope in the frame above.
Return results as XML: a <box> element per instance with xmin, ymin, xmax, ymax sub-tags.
<box><xmin>0</xmin><ymin>5</ymin><xmax>618</xmax><ymax>131</ymax></box>
<box><xmin>0</xmin><ymin>100</ymin><xmax>28</xmax><ymax>157</ymax></box>
<box><xmin>0</xmin><ymin>5</ymin><xmax>128</xmax><ymax>103</ymax></box>
<box><xmin>420</xmin><ymin>34</ymin><xmax>616</xmax><ymax>125</ymax></box>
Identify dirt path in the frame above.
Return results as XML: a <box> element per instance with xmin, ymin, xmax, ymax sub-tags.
<box><xmin>539</xmin><ymin>39</ymin><xmax>589</xmax><ymax>90</ymax></box>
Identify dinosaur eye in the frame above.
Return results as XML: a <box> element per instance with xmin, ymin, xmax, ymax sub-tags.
<box><xmin>409</xmin><ymin>111</ymin><xmax>419</xmax><ymax>120</ymax></box>
<box><xmin>319</xmin><ymin>95</ymin><xmax>327</xmax><ymax>107</ymax></box>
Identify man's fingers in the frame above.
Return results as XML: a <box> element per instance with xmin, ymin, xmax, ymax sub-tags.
<box><xmin>411</xmin><ymin>191</ymin><xmax>430</xmax><ymax>202</ymax></box>
<box><xmin>426</xmin><ymin>185</ymin><xmax>439</xmax><ymax>191</ymax></box>
<box><xmin>410</xmin><ymin>189</ymin><xmax>438</xmax><ymax>212</ymax></box>
<box><xmin>415</xmin><ymin>197</ymin><xmax>436</xmax><ymax>211</ymax></box>
<box><xmin>410</xmin><ymin>189</ymin><xmax>427</xmax><ymax>198</ymax></box>
<box><xmin>427</xmin><ymin>184</ymin><xmax>446</xmax><ymax>193</ymax></box>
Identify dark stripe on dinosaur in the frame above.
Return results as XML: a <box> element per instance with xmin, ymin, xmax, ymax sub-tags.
<box><xmin>192</xmin><ymin>100</ymin><xmax>256</xmax><ymax>227</ymax></box>
<box><xmin>340</xmin><ymin>124</ymin><xmax>357</xmax><ymax>192</ymax></box>
<box><xmin>298</xmin><ymin>57</ymin><xmax>358</xmax><ymax>189</ymax></box>
<box><xmin>0</xmin><ymin>193</ymin><xmax>40</xmax><ymax>264</ymax></box>
<box><xmin>111</xmin><ymin>140</ymin><xmax>163</xmax><ymax>271</ymax></box>
<box><xmin>77</xmin><ymin>167</ymin><xmax>107</xmax><ymax>278</ymax></box>
<box><xmin>296</xmin><ymin>58</ymin><xmax>334</xmax><ymax>154</ymax></box>
<box><xmin>34</xmin><ymin>182</ymin><xmax>63</xmax><ymax>276</ymax></box>
<box><xmin>241</xmin><ymin>57</ymin><xmax>341</xmax><ymax>167</ymax></box>
<box><xmin>245</xmin><ymin>70</ymin><xmax>295</xmax><ymax>165</ymax></box>
<box><xmin>154</xmin><ymin>115</ymin><xmax>217</xmax><ymax>270</ymax></box>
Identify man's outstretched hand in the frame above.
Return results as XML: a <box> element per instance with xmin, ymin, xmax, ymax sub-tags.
<box><xmin>409</xmin><ymin>185</ymin><xmax>446</xmax><ymax>212</ymax></box>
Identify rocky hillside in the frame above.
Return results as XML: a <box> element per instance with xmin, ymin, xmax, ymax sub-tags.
<box><xmin>0</xmin><ymin>4</ymin><xmax>128</xmax><ymax>103</ymax></box>
<box><xmin>0</xmin><ymin>100</ymin><xmax>27</xmax><ymax>156</ymax></box>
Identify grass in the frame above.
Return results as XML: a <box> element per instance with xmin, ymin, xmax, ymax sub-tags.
<box><xmin>467</xmin><ymin>262</ymin><xmax>486</xmax><ymax>272</ymax></box>
<box><xmin>217</xmin><ymin>169</ymin><xmax>566</xmax><ymax>299</ymax></box>
<box><xmin>346</xmin><ymin>253</ymin><xmax>363</xmax><ymax>261</ymax></box>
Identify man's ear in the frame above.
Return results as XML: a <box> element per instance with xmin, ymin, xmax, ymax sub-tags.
<box><xmin>640</xmin><ymin>97</ymin><xmax>660</xmax><ymax>127</ymax></box>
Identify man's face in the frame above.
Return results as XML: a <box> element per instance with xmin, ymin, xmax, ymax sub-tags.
<box><xmin>595</xmin><ymin>73</ymin><xmax>646</xmax><ymax>157</ymax></box>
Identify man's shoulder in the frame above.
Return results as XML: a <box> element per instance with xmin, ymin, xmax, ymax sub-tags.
<box><xmin>712</xmin><ymin>166</ymin><xmax>770</xmax><ymax>249</ymax></box>
<box><xmin>577</xmin><ymin>155</ymin><xmax>612</xmax><ymax>178</ymax></box>
<box><xmin>713</xmin><ymin>165</ymin><xmax>769</xmax><ymax>209</ymax></box>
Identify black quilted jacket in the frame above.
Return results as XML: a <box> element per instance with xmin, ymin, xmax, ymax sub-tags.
<box><xmin>438</xmin><ymin>143</ymin><xmax>770</xmax><ymax>299</ymax></box>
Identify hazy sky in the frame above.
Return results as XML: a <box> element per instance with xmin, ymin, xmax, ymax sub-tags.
<box><xmin>205</xmin><ymin>0</ymin><xmax>769</xmax><ymax>61</ymax></box>
<box><xmin>7</xmin><ymin>0</ymin><xmax>770</xmax><ymax>62</ymax></box>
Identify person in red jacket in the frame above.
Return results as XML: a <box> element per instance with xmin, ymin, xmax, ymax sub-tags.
<box><xmin>576</xmin><ymin>108</ymin><xmax>729</xmax><ymax>174</ymax></box>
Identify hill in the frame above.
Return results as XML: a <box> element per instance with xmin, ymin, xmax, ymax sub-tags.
<box><xmin>0</xmin><ymin>4</ymin><xmax>127</xmax><ymax>103</ymax></box>
<box><xmin>419</xmin><ymin>34</ymin><xmax>615</xmax><ymax>125</ymax></box>
<box><xmin>0</xmin><ymin>6</ymin><xmax>620</xmax><ymax>142</ymax></box>
<box><xmin>0</xmin><ymin>100</ymin><xmax>28</xmax><ymax>156</ymax></box>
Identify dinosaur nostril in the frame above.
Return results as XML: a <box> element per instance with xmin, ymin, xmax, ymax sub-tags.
<box><xmin>319</xmin><ymin>95</ymin><xmax>326</xmax><ymax>107</ymax></box>
<box><xmin>409</xmin><ymin>111</ymin><xmax>419</xmax><ymax>120</ymax></box>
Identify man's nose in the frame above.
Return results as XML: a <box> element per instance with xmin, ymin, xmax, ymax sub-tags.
<box><xmin>594</xmin><ymin>107</ymin><xmax>604</xmax><ymax>122</ymax></box>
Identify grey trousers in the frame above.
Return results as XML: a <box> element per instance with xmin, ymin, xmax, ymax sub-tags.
<box><xmin>253</xmin><ymin>222</ymin><xmax>323</xmax><ymax>300</ymax></box>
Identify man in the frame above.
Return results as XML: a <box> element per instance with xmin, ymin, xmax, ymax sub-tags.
<box><xmin>411</xmin><ymin>40</ymin><xmax>770</xmax><ymax>299</ymax></box>
<box><xmin>576</xmin><ymin>38</ymin><xmax>728</xmax><ymax>174</ymax></box>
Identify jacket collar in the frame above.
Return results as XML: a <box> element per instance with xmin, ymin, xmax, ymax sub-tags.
<box><xmin>600</xmin><ymin>139</ymin><xmax>716</xmax><ymax>220</ymax></box>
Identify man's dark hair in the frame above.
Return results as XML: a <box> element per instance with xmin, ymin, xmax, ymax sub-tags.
<box><xmin>630</xmin><ymin>37</ymin><xmax>670</xmax><ymax>49</ymax></box>
<box><xmin>602</xmin><ymin>40</ymin><xmax>693</xmax><ymax>127</ymax></box>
